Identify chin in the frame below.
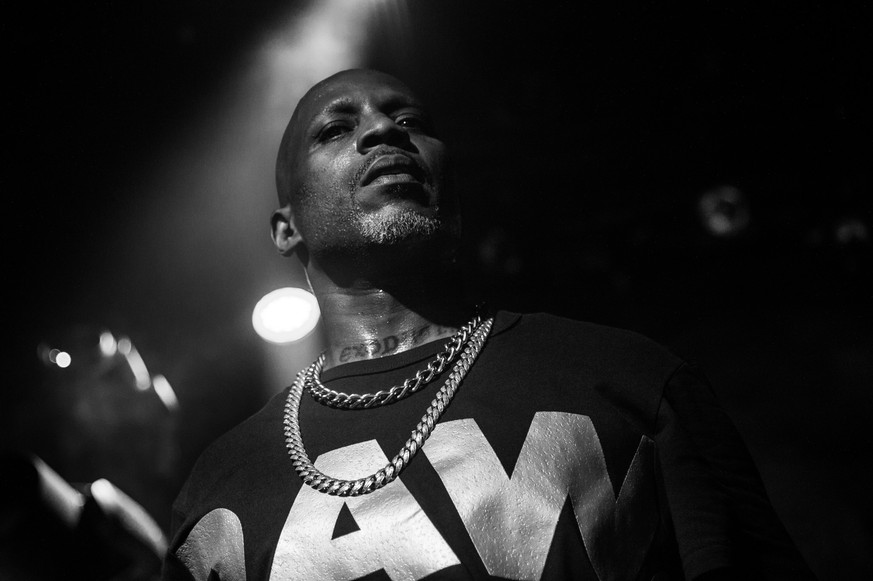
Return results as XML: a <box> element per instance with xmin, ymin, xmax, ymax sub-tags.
<box><xmin>357</xmin><ymin>207</ymin><xmax>444</xmax><ymax>245</ymax></box>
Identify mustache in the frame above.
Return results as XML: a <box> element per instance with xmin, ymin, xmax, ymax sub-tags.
<box><xmin>352</xmin><ymin>147</ymin><xmax>424</xmax><ymax>187</ymax></box>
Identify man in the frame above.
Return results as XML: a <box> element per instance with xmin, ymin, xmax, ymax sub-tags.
<box><xmin>162</xmin><ymin>69</ymin><xmax>815</xmax><ymax>580</ymax></box>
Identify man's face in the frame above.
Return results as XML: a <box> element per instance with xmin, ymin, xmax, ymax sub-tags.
<box><xmin>280</xmin><ymin>69</ymin><xmax>459</xmax><ymax>258</ymax></box>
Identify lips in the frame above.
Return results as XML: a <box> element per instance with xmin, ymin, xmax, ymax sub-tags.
<box><xmin>360</xmin><ymin>154</ymin><xmax>425</xmax><ymax>186</ymax></box>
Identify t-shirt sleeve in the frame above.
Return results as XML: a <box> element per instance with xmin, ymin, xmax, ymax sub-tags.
<box><xmin>656</xmin><ymin>363</ymin><xmax>817</xmax><ymax>581</ymax></box>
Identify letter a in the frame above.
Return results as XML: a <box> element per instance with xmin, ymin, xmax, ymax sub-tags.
<box><xmin>270</xmin><ymin>440</ymin><xmax>459</xmax><ymax>581</ymax></box>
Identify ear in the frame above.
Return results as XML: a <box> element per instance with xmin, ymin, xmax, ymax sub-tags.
<box><xmin>270</xmin><ymin>205</ymin><xmax>303</xmax><ymax>257</ymax></box>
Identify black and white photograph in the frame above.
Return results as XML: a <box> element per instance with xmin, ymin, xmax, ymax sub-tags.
<box><xmin>3</xmin><ymin>1</ymin><xmax>871</xmax><ymax>580</ymax></box>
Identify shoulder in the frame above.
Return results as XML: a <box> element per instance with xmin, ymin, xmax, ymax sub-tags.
<box><xmin>496</xmin><ymin>310</ymin><xmax>685</xmax><ymax>375</ymax></box>
<box><xmin>202</xmin><ymin>388</ymin><xmax>286</xmax><ymax>457</ymax></box>
<box><xmin>166</xmin><ymin>390</ymin><xmax>296</xmax><ymax>570</ymax></box>
<box><xmin>173</xmin><ymin>389</ymin><xmax>288</xmax><ymax>511</ymax></box>
<box><xmin>488</xmin><ymin>310</ymin><xmax>693</xmax><ymax>433</ymax></box>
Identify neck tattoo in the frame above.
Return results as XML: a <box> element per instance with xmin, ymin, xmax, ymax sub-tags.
<box><xmin>334</xmin><ymin>323</ymin><xmax>454</xmax><ymax>364</ymax></box>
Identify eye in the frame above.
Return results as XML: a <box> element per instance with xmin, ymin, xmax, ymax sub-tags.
<box><xmin>317</xmin><ymin>121</ymin><xmax>352</xmax><ymax>142</ymax></box>
<box><xmin>395</xmin><ymin>113</ymin><xmax>428</xmax><ymax>131</ymax></box>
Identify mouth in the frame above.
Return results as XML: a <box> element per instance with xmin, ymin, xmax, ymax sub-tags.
<box><xmin>360</xmin><ymin>154</ymin><xmax>426</xmax><ymax>187</ymax></box>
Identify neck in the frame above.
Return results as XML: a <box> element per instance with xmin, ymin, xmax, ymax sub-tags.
<box><xmin>307</xmin><ymin>259</ymin><xmax>474</xmax><ymax>370</ymax></box>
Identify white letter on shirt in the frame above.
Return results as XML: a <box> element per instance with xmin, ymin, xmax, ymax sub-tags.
<box><xmin>177</xmin><ymin>508</ymin><xmax>247</xmax><ymax>581</ymax></box>
<box><xmin>424</xmin><ymin>413</ymin><xmax>657</xmax><ymax>581</ymax></box>
<box><xmin>270</xmin><ymin>439</ymin><xmax>460</xmax><ymax>581</ymax></box>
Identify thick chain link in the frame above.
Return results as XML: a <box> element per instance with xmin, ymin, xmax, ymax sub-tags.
<box><xmin>283</xmin><ymin>317</ymin><xmax>493</xmax><ymax>497</ymax></box>
<box><xmin>306</xmin><ymin>313</ymin><xmax>483</xmax><ymax>409</ymax></box>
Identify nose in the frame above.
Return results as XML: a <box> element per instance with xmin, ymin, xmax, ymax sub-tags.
<box><xmin>356</xmin><ymin>113</ymin><xmax>411</xmax><ymax>153</ymax></box>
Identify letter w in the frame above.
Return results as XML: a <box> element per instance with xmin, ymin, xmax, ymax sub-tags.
<box><xmin>424</xmin><ymin>413</ymin><xmax>656</xmax><ymax>581</ymax></box>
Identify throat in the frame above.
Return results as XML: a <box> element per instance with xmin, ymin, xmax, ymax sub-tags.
<box><xmin>311</xmin><ymin>264</ymin><xmax>474</xmax><ymax>371</ymax></box>
<box><xmin>328</xmin><ymin>320</ymin><xmax>458</xmax><ymax>367</ymax></box>
<box><xmin>316</xmin><ymin>289</ymin><xmax>479</xmax><ymax>371</ymax></box>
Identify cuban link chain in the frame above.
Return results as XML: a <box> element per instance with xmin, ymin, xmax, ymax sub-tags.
<box><xmin>305</xmin><ymin>313</ymin><xmax>483</xmax><ymax>409</ymax></box>
<box><xmin>283</xmin><ymin>317</ymin><xmax>493</xmax><ymax>496</ymax></box>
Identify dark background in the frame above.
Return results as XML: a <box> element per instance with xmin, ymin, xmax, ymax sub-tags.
<box><xmin>4</xmin><ymin>1</ymin><xmax>871</xmax><ymax>579</ymax></box>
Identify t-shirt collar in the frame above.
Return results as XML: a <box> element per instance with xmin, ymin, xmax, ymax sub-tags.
<box><xmin>320</xmin><ymin>310</ymin><xmax>520</xmax><ymax>383</ymax></box>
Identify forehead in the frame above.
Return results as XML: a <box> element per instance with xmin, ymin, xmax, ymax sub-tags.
<box><xmin>295</xmin><ymin>71</ymin><xmax>423</xmax><ymax>125</ymax></box>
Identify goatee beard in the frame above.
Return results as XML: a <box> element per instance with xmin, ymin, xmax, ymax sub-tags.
<box><xmin>356</xmin><ymin>207</ymin><xmax>443</xmax><ymax>244</ymax></box>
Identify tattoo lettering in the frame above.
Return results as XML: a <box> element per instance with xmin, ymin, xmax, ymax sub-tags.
<box><xmin>337</xmin><ymin>325</ymin><xmax>438</xmax><ymax>363</ymax></box>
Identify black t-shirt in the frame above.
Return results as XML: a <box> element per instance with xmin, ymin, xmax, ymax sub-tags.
<box><xmin>163</xmin><ymin>311</ymin><xmax>814</xmax><ymax>580</ymax></box>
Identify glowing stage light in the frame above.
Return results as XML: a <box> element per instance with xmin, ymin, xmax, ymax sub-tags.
<box><xmin>151</xmin><ymin>374</ymin><xmax>180</xmax><ymax>412</ymax></box>
<box><xmin>47</xmin><ymin>348</ymin><xmax>72</xmax><ymax>368</ymax></box>
<box><xmin>88</xmin><ymin>478</ymin><xmax>168</xmax><ymax>557</ymax></box>
<box><xmin>55</xmin><ymin>351</ymin><xmax>71</xmax><ymax>368</ymax></box>
<box><xmin>697</xmin><ymin>185</ymin><xmax>750</xmax><ymax>237</ymax></box>
<box><xmin>117</xmin><ymin>336</ymin><xmax>152</xmax><ymax>390</ymax></box>
<box><xmin>835</xmin><ymin>216</ymin><xmax>869</xmax><ymax>246</ymax></box>
<box><xmin>252</xmin><ymin>287</ymin><xmax>320</xmax><ymax>343</ymax></box>
<box><xmin>31</xmin><ymin>455</ymin><xmax>85</xmax><ymax>528</ymax></box>
<box><xmin>99</xmin><ymin>331</ymin><xmax>118</xmax><ymax>357</ymax></box>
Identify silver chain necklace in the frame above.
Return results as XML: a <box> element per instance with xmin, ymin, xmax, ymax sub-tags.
<box><xmin>283</xmin><ymin>316</ymin><xmax>493</xmax><ymax>496</ymax></box>
<box><xmin>305</xmin><ymin>313</ymin><xmax>483</xmax><ymax>409</ymax></box>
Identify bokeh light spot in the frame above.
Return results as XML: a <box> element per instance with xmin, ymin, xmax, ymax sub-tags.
<box><xmin>99</xmin><ymin>331</ymin><xmax>118</xmax><ymax>357</ymax></box>
<box><xmin>55</xmin><ymin>351</ymin><xmax>71</xmax><ymax>368</ymax></box>
<box><xmin>252</xmin><ymin>287</ymin><xmax>320</xmax><ymax>343</ymax></box>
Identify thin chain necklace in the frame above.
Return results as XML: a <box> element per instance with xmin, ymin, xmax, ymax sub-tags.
<box><xmin>283</xmin><ymin>316</ymin><xmax>493</xmax><ymax>497</ymax></box>
<box><xmin>306</xmin><ymin>313</ymin><xmax>483</xmax><ymax>409</ymax></box>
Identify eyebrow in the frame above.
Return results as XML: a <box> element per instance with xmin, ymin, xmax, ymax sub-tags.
<box><xmin>312</xmin><ymin>93</ymin><xmax>426</xmax><ymax>123</ymax></box>
<box><xmin>317</xmin><ymin>97</ymin><xmax>358</xmax><ymax>117</ymax></box>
